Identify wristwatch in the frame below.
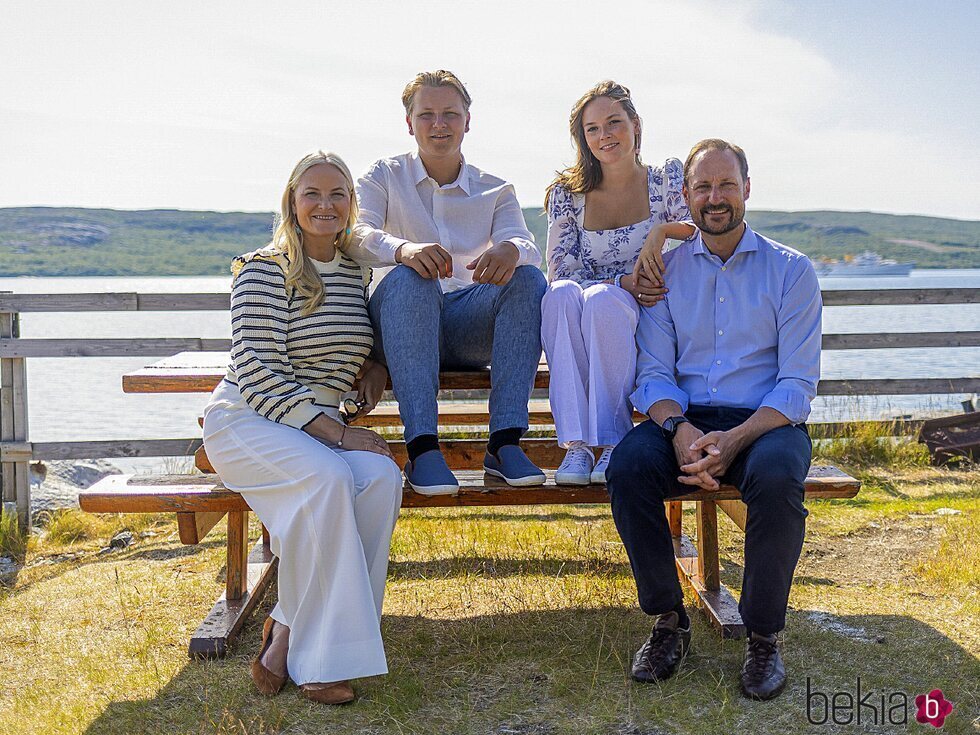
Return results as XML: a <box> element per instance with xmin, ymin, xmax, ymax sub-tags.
<box><xmin>660</xmin><ymin>415</ymin><xmax>690</xmax><ymax>440</ymax></box>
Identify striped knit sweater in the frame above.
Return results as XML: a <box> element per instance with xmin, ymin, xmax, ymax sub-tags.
<box><xmin>225</xmin><ymin>246</ymin><xmax>374</xmax><ymax>429</ymax></box>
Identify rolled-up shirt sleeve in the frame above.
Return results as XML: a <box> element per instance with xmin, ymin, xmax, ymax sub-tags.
<box><xmin>759</xmin><ymin>259</ymin><xmax>822</xmax><ymax>423</ymax></box>
<box><xmin>630</xmin><ymin>301</ymin><xmax>689</xmax><ymax>415</ymax></box>
<box><xmin>350</xmin><ymin>163</ymin><xmax>409</xmax><ymax>266</ymax></box>
<box><xmin>491</xmin><ymin>183</ymin><xmax>541</xmax><ymax>267</ymax></box>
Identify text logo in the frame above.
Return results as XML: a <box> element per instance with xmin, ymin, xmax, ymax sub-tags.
<box><xmin>806</xmin><ymin>678</ymin><xmax>908</xmax><ymax>726</ymax></box>
<box><xmin>916</xmin><ymin>690</ymin><xmax>953</xmax><ymax>729</ymax></box>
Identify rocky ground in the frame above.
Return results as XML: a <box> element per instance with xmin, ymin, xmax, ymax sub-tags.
<box><xmin>29</xmin><ymin>459</ymin><xmax>122</xmax><ymax>514</ymax></box>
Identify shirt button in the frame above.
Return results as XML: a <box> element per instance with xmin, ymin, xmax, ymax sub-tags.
<box><xmin>721</xmin><ymin>266</ymin><xmax>727</xmax><ymax>271</ymax></box>
<box><xmin>719</xmin><ymin>297</ymin><xmax>725</xmax><ymax>303</ymax></box>
<box><xmin>716</xmin><ymin>360</ymin><xmax>722</xmax><ymax>365</ymax></box>
<box><xmin>718</xmin><ymin>330</ymin><xmax>724</xmax><ymax>335</ymax></box>
<box><xmin>712</xmin><ymin>388</ymin><xmax>718</xmax><ymax>393</ymax></box>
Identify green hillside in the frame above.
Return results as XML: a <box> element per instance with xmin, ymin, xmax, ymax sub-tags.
<box><xmin>0</xmin><ymin>206</ymin><xmax>977</xmax><ymax>276</ymax></box>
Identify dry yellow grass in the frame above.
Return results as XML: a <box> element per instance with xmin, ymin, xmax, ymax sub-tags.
<box><xmin>1</xmin><ymin>464</ymin><xmax>978</xmax><ymax>735</ymax></box>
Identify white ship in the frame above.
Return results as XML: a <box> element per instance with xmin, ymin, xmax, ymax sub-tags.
<box><xmin>814</xmin><ymin>251</ymin><xmax>915</xmax><ymax>277</ymax></box>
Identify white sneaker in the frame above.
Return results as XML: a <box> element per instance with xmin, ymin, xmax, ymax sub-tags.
<box><xmin>555</xmin><ymin>445</ymin><xmax>595</xmax><ymax>485</ymax></box>
<box><xmin>590</xmin><ymin>446</ymin><xmax>614</xmax><ymax>484</ymax></box>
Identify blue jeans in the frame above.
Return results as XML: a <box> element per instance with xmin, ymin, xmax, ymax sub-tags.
<box><xmin>607</xmin><ymin>406</ymin><xmax>812</xmax><ymax>635</ymax></box>
<box><xmin>369</xmin><ymin>264</ymin><xmax>547</xmax><ymax>442</ymax></box>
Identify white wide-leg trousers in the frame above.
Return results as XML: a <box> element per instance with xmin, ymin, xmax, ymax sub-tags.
<box><xmin>541</xmin><ymin>280</ymin><xmax>641</xmax><ymax>447</ymax></box>
<box><xmin>202</xmin><ymin>380</ymin><xmax>403</xmax><ymax>685</ymax></box>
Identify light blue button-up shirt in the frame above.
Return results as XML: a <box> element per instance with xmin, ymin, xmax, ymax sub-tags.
<box><xmin>630</xmin><ymin>224</ymin><xmax>822</xmax><ymax>425</ymax></box>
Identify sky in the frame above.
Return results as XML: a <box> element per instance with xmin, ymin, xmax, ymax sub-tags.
<box><xmin>2</xmin><ymin>0</ymin><xmax>978</xmax><ymax>219</ymax></box>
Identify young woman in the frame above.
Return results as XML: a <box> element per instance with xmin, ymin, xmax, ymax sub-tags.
<box><xmin>543</xmin><ymin>81</ymin><xmax>695</xmax><ymax>485</ymax></box>
<box><xmin>202</xmin><ymin>152</ymin><xmax>402</xmax><ymax>704</ymax></box>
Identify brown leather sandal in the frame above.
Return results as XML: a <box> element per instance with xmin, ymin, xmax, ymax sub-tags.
<box><xmin>250</xmin><ymin>617</ymin><xmax>288</xmax><ymax>695</ymax></box>
<box><xmin>299</xmin><ymin>680</ymin><xmax>355</xmax><ymax>705</ymax></box>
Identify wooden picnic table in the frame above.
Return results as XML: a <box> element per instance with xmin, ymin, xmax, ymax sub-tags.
<box><xmin>107</xmin><ymin>351</ymin><xmax>860</xmax><ymax>656</ymax></box>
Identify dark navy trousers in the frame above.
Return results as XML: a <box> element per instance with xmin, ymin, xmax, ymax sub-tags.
<box><xmin>607</xmin><ymin>405</ymin><xmax>812</xmax><ymax>635</ymax></box>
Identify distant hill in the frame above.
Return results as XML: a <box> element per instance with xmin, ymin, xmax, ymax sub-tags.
<box><xmin>1</xmin><ymin>206</ymin><xmax>977</xmax><ymax>276</ymax></box>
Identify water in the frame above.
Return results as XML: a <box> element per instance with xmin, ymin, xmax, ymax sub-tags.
<box><xmin>2</xmin><ymin>270</ymin><xmax>978</xmax><ymax>472</ymax></box>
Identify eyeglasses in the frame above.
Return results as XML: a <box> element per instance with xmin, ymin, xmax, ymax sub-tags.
<box><xmin>341</xmin><ymin>397</ymin><xmax>367</xmax><ymax>423</ymax></box>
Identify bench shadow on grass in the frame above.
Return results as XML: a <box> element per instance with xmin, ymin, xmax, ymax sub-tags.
<box><xmin>403</xmin><ymin>508</ymin><xmax>614</xmax><ymax>523</ymax></box>
<box><xmin>81</xmin><ymin>602</ymin><xmax>980</xmax><ymax>735</ymax></box>
<box><xmin>389</xmin><ymin>555</ymin><xmax>634</xmax><ymax>580</ymax></box>
<box><xmin>4</xmin><ymin>538</ymin><xmax>225</xmax><ymax>600</ymax></box>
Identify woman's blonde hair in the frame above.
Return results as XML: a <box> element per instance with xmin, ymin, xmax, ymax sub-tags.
<box><xmin>545</xmin><ymin>80</ymin><xmax>642</xmax><ymax>206</ymax></box>
<box><xmin>272</xmin><ymin>151</ymin><xmax>359</xmax><ymax>315</ymax></box>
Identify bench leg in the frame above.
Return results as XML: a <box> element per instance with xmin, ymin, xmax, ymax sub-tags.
<box><xmin>666</xmin><ymin>500</ymin><xmax>682</xmax><ymax>538</ymax></box>
<box><xmin>696</xmin><ymin>501</ymin><xmax>720</xmax><ymax>591</ymax></box>
<box><xmin>188</xmin><ymin>511</ymin><xmax>279</xmax><ymax>659</ymax></box>
<box><xmin>176</xmin><ymin>511</ymin><xmax>227</xmax><ymax>545</ymax></box>
<box><xmin>715</xmin><ymin>499</ymin><xmax>747</xmax><ymax>531</ymax></box>
<box><xmin>672</xmin><ymin>499</ymin><xmax>745</xmax><ymax>639</ymax></box>
<box><xmin>226</xmin><ymin>510</ymin><xmax>249</xmax><ymax>600</ymax></box>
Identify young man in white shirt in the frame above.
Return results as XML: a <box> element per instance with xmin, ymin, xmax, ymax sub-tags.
<box><xmin>351</xmin><ymin>70</ymin><xmax>546</xmax><ymax>496</ymax></box>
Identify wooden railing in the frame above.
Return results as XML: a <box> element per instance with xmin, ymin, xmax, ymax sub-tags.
<box><xmin>1</xmin><ymin>287</ymin><xmax>978</xmax><ymax>529</ymax></box>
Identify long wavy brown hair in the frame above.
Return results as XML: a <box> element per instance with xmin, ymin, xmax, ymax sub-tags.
<box><xmin>545</xmin><ymin>80</ymin><xmax>642</xmax><ymax>207</ymax></box>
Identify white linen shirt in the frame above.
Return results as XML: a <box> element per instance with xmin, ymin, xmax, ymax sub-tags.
<box><xmin>350</xmin><ymin>151</ymin><xmax>540</xmax><ymax>293</ymax></box>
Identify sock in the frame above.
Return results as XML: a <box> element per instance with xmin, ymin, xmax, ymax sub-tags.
<box><xmin>673</xmin><ymin>602</ymin><xmax>690</xmax><ymax>630</ymax></box>
<box><xmin>406</xmin><ymin>434</ymin><xmax>439</xmax><ymax>462</ymax></box>
<box><xmin>487</xmin><ymin>427</ymin><xmax>523</xmax><ymax>455</ymax></box>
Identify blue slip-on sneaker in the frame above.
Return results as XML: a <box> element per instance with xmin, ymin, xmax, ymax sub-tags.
<box><xmin>404</xmin><ymin>449</ymin><xmax>460</xmax><ymax>496</ymax></box>
<box><xmin>483</xmin><ymin>444</ymin><xmax>547</xmax><ymax>487</ymax></box>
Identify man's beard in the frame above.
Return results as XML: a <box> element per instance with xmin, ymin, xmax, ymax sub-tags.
<box><xmin>695</xmin><ymin>203</ymin><xmax>744</xmax><ymax>235</ymax></box>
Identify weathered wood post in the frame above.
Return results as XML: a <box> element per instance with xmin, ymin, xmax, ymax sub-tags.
<box><xmin>0</xmin><ymin>294</ymin><xmax>31</xmax><ymax>531</ymax></box>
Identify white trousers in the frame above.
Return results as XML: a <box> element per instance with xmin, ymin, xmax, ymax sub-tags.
<box><xmin>541</xmin><ymin>280</ymin><xmax>641</xmax><ymax>447</ymax></box>
<box><xmin>202</xmin><ymin>380</ymin><xmax>403</xmax><ymax>685</ymax></box>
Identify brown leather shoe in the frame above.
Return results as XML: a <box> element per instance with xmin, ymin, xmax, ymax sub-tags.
<box><xmin>740</xmin><ymin>632</ymin><xmax>787</xmax><ymax>700</ymax></box>
<box><xmin>300</xmin><ymin>680</ymin><xmax>355</xmax><ymax>705</ymax></box>
<box><xmin>631</xmin><ymin>611</ymin><xmax>692</xmax><ymax>683</ymax></box>
<box><xmin>250</xmin><ymin>617</ymin><xmax>288</xmax><ymax>695</ymax></box>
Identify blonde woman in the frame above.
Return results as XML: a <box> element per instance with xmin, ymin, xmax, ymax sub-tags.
<box><xmin>543</xmin><ymin>81</ymin><xmax>696</xmax><ymax>485</ymax></box>
<box><xmin>202</xmin><ymin>152</ymin><xmax>402</xmax><ymax>704</ymax></box>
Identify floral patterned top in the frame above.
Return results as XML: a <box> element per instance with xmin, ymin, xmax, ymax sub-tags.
<box><xmin>546</xmin><ymin>158</ymin><xmax>692</xmax><ymax>285</ymax></box>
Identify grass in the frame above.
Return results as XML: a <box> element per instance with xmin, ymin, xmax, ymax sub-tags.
<box><xmin>0</xmin><ymin>509</ymin><xmax>28</xmax><ymax>560</ymax></box>
<box><xmin>1</xmin><ymin>446</ymin><xmax>978</xmax><ymax>734</ymax></box>
<box><xmin>813</xmin><ymin>419</ymin><xmax>932</xmax><ymax>469</ymax></box>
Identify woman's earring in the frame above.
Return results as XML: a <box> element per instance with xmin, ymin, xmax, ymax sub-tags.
<box><xmin>345</xmin><ymin>227</ymin><xmax>351</xmax><ymax>235</ymax></box>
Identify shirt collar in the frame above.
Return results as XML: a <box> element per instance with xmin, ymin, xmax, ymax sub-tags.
<box><xmin>692</xmin><ymin>222</ymin><xmax>758</xmax><ymax>260</ymax></box>
<box><xmin>409</xmin><ymin>150</ymin><xmax>470</xmax><ymax>195</ymax></box>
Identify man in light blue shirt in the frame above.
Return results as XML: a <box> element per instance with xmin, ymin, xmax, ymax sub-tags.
<box><xmin>607</xmin><ymin>139</ymin><xmax>822</xmax><ymax>701</ymax></box>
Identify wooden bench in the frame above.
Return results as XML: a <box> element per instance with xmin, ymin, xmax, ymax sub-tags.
<box><xmin>77</xmin><ymin>352</ymin><xmax>861</xmax><ymax>658</ymax></box>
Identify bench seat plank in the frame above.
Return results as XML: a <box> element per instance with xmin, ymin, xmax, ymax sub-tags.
<box><xmin>79</xmin><ymin>466</ymin><xmax>860</xmax><ymax>514</ymax></box>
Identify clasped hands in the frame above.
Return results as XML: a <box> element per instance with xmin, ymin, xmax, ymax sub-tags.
<box><xmin>672</xmin><ymin>423</ymin><xmax>747</xmax><ymax>490</ymax></box>
<box><xmin>395</xmin><ymin>240</ymin><xmax>520</xmax><ymax>285</ymax></box>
